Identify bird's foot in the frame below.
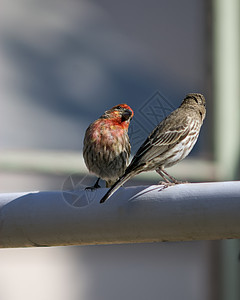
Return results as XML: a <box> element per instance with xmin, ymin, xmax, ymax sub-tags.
<box><xmin>158</xmin><ymin>181</ymin><xmax>176</xmax><ymax>187</ymax></box>
<box><xmin>174</xmin><ymin>180</ymin><xmax>189</xmax><ymax>184</ymax></box>
<box><xmin>85</xmin><ymin>178</ymin><xmax>101</xmax><ymax>190</ymax></box>
<box><xmin>85</xmin><ymin>181</ymin><xmax>101</xmax><ymax>190</ymax></box>
<box><xmin>85</xmin><ymin>184</ymin><xmax>100</xmax><ymax>191</ymax></box>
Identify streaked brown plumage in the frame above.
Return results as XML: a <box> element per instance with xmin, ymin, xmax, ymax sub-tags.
<box><xmin>83</xmin><ymin>104</ymin><xmax>134</xmax><ymax>188</ymax></box>
<box><xmin>100</xmin><ymin>93</ymin><xmax>206</xmax><ymax>203</ymax></box>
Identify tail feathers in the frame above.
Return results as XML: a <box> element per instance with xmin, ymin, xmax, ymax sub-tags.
<box><xmin>99</xmin><ymin>172</ymin><xmax>134</xmax><ymax>203</ymax></box>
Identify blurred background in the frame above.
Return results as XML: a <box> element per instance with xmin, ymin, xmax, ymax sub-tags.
<box><xmin>0</xmin><ymin>0</ymin><xmax>240</xmax><ymax>299</ymax></box>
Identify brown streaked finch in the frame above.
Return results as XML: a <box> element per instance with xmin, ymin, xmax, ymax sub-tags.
<box><xmin>100</xmin><ymin>93</ymin><xmax>206</xmax><ymax>203</ymax></box>
<box><xmin>83</xmin><ymin>104</ymin><xmax>134</xmax><ymax>188</ymax></box>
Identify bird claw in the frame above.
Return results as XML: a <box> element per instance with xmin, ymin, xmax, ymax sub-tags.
<box><xmin>158</xmin><ymin>181</ymin><xmax>176</xmax><ymax>187</ymax></box>
<box><xmin>85</xmin><ymin>178</ymin><xmax>101</xmax><ymax>190</ymax></box>
<box><xmin>85</xmin><ymin>186</ymin><xmax>96</xmax><ymax>191</ymax></box>
<box><xmin>158</xmin><ymin>180</ymin><xmax>189</xmax><ymax>187</ymax></box>
<box><xmin>174</xmin><ymin>180</ymin><xmax>189</xmax><ymax>184</ymax></box>
<box><xmin>85</xmin><ymin>183</ymin><xmax>101</xmax><ymax>190</ymax></box>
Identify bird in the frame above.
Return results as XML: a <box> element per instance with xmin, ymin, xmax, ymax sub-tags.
<box><xmin>83</xmin><ymin>103</ymin><xmax>134</xmax><ymax>189</ymax></box>
<box><xmin>100</xmin><ymin>93</ymin><xmax>206</xmax><ymax>203</ymax></box>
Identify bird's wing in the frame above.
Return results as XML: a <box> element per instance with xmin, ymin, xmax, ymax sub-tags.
<box><xmin>131</xmin><ymin>116</ymin><xmax>191</xmax><ymax>164</ymax></box>
<box><xmin>151</xmin><ymin>126</ymin><xmax>189</xmax><ymax>146</ymax></box>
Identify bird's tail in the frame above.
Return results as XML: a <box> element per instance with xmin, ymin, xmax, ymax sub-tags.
<box><xmin>99</xmin><ymin>172</ymin><xmax>135</xmax><ymax>203</ymax></box>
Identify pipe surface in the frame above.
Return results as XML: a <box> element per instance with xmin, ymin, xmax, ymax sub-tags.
<box><xmin>0</xmin><ymin>181</ymin><xmax>240</xmax><ymax>248</ymax></box>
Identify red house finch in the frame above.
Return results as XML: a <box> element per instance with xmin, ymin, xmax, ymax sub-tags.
<box><xmin>83</xmin><ymin>104</ymin><xmax>134</xmax><ymax>188</ymax></box>
<box><xmin>100</xmin><ymin>93</ymin><xmax>206</xmax><ymax>203</ymax></box>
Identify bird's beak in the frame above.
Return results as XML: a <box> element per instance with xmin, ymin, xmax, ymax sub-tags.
<box><xmin>122</xmin><ymin>109</ymin><xmax>133</xmax><ymax>121</ymax></box>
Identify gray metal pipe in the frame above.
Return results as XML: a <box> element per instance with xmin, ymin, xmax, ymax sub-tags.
<box><xmin>0</xmin><ymin>181</ymin><xmax>240</xmax><ymax>248</ymax></box>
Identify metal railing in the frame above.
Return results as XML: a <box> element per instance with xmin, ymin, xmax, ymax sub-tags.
<box><xmin>0</xmin><ymin>181</ymin><xmax>240</xmax><ymax>248</ymax></box>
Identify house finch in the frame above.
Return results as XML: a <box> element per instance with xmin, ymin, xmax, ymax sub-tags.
<box><xmin>83</xmin><ymin>104</ymin><xmax>134</xmax><ymax>188</ymax></box>
<box><xmin>100</xmin><ymin>93</ymin><xmax>206</xmax><ymax>203</ymax></box>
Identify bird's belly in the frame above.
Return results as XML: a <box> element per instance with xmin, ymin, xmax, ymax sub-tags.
<box><xmin>164</xmin><ymin>135</ymin><xmax>199</xmax><ymax>168</ymax></box>
<box><xmin>85</xmin><ymin>147</ymin><xmax>129</xmax><ymax>181</ymax></box>
<box><xmin>96</xmin><ymin>152</ymin><xmax>128</xmax><ymax>181</ymax></box>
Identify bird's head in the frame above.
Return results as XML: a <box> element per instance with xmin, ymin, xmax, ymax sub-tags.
<box><xmin>102</xmin><ymin>104</ymin><xmax>134</xmax><ymax>124</ymax></box>
<box><xmin>181</xmin><ymin>93</ymin><xmax>206</xmax><ymax>121</ymax></box>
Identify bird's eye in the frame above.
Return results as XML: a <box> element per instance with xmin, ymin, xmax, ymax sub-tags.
<box><xmin>116</xmin><ymin>106</ymin><xmax>122</xmax><ymax>110</ymax></box>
